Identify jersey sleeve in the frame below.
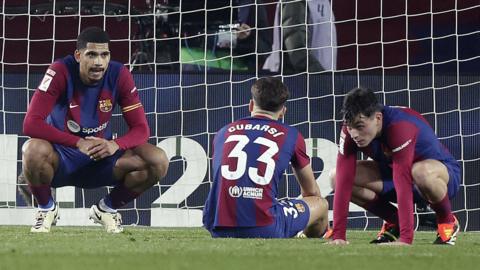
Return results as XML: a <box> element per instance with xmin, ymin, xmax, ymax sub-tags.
<box><xmin>23</xmin><ymin>62</ymin><xmax>82</xmax><ymax>147</ymax></box>
<box><xmin>114</xmin><ymin>66</ymin><xmax>150</xmax><ymax>150</ymax></box>
<box><xmin>332</xmin><ymin>125</ymin><xmax>358</xmax><ymax>240</ymax></box>
<box><xmin>290</xmin><ymin>132</ymin><xmax>310</xmax><ymax>169</ymax></box>
<box><xmin>387</xmin><ymin>121</ymin><xmax>418</xmax><ymax>244</ymax></box>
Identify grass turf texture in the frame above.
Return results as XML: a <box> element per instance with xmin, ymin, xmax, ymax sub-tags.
<box><xmin>1</xmin><ymin>226</ymin><xmax>479</xmax><ymax>270</ymax></box>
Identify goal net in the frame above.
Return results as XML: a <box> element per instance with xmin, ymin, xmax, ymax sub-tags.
<box><xmin>0</xmin><ymin>0</ymin><xmax>479</xmax><ymax>231</ymax></box>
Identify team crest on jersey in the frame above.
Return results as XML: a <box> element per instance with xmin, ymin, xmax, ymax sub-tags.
<box><xmin>98</xmin><ymin>99</ymin><xmax>113</xmax><ymax>112</ymax></box>
<box><xmin>295</xmin><ymin>203</ymin><xmax>306</xmax><ymax>213</ymax></box>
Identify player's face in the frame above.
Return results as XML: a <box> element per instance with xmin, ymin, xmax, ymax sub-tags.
<box><xmin>346</xmin><ymin>112</ymin><xmax>382</xmax><ymax>147</ymax></box>
<box><xmin>75</xmin><ymin>42</ymin><xmax>110</xmax><ymax>85</ymax></box>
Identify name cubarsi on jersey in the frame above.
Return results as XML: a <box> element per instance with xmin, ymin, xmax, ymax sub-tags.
<box><xmin>228</xmin><ymin>123</ymin><xmax>285</xmax><ymax>137</ymax></box>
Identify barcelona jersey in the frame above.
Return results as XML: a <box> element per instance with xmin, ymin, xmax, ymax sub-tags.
<box><xmin>333</xmin><ymin>105</ymin><xmax>460</xmax><ymax>242</ymax></box>
<box><xmin>24</xmin><ymin>55</ymin><xmax>147</xmax><ymax>150</ymax></box>
<box><xmin>203</xmin><ymin>116</ymin><xmax>310</xmax><ymax>230</ymax></box>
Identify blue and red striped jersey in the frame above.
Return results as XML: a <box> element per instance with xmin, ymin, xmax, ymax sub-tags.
<box><xmin>203</xmin><ymin>116</ymin><xmax>310</xmax><ymax>229</ymax></box>
<box><xmin>24</xmin><ymin>55</ymin><xmax>149</xmax><ymax>150</ymax></box>
<box><xmin>333</xmin><ymin>105</ymin><xmax>459</xmax><ymax>243</ymax></box>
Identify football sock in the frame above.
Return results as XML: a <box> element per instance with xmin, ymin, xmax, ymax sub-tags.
<box><xmin>98</xmin><ymin>198</ymin><xmax>117</xmax><ymax>213</ymax></box>
<box><xmin>103</xmin><ymin>183</ymin><xmax>140</xmax><ymax>210</ymax></box>
<box><xmin>29</xmin><ymin>183</ymin><xmax>54</xmax><ymax>210</ymax></box>
<box><xmin>364</xmin><ymin>195</ymin><xmax>399</xmax><ymax>225</ymax></box>
<box><xmin>429</xmin><ymin>194</ymin><xmax>455</xmax><ymax>224</ymax></box>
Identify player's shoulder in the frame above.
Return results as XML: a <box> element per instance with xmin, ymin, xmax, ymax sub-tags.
<box><xmin>384</xmin><ymin>105</ymin><xmax>422</xmax><ymax>120</ymax></box>
<box><xmin>48</xmin><ymin>55</ymin><xmax>73</xmax><ymax>74</ymax></box>
<box><xmin>108</xmin><ymin>60</ymin><xmax>128</xmax><ymax>73</ymax></box>
<box><xmin>384</xmin><ymin>105</ymin><xmax>426</xmax><ymax>129</ymax></box>
<box><xmin>109</xmin><ymin>59</ymin><xmax>125</xmax><ymax>69</ymax></box>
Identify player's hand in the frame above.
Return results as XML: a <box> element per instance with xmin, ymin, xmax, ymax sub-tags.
<box><xmin>236</xmin><ymin>23</ymin><xmax>251</xmax><ymax>40</ymax></box>
<box><xmin>325</xmin><ymin>239</ymin><xmax>350</xmax><ymax>245</ymax></box>
<box><xmin>76</xmin><ymin>138</ymin><xmax>103</xmax><ymax>156</ymax></box>
<box><xmin>84</xmin><ymin>136</ymin><xmax>120</xmax><ymax>161</ymax></box>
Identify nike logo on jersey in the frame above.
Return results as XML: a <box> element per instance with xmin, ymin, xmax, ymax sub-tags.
<box><xmin>69</xmin><ymin>103</ymin><xmax>79</xmax><ymax>109</ymax></box>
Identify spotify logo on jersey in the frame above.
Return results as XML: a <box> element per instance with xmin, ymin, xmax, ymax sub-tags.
<box><xmin>67</xmin><ymin>120</ymin><xmax>81</xmax><ymax>133</ymax></box>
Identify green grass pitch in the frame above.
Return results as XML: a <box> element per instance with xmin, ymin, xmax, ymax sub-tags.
<box><xmin>1</xmin><ymin>226</ymin><xmax>479</xmax><ymax>270</ymax></box>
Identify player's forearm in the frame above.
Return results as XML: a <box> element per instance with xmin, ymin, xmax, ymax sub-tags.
<box><xmin>332</xmin><ymin>154</ymin><xmax>357</xmax><ymax>240</ymax></box>
<box><xmin>114</xmin><ymin>124</ymin><xmax>149</xmax><ymax>150</ymax></box>
<box><xmin>114</xmin><ymin>106</ymin><xmax>150</xmax><ymax>150</ymax></box>
<box><xmin>23</xmin><ymin>115</ymin><xmax>80</xmax><ymax>147</ymax></box>
<box><xmin>392</xmin><ymin>163</ymin><xmax>415</xmax><ymax>244</ymax></box>
<box><xmin>295</xmin><ymin>164</ymin><xmax>321</xmax><ymax>197</ymax></box>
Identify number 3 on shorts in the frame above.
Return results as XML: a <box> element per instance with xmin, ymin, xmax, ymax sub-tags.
<box><xmin>283</xmin><ymin>206</ymin><xmax>298</xmax><ymax>218</ymax></box>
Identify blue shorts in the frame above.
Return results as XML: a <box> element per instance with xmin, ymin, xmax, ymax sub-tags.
<box><xmin>210</xmin><ymin>199</ymin><xmax>310</xmax><ymax>238</ymax></box>
<box><xmin>50</xmin><ymin>144</ymin><xmax>125</xmax><ymax>188</ymax></box>
<box><xmin>379</xmin><ymin>160</ymin><xmax>461</xmax><ymax>204</ymax></box>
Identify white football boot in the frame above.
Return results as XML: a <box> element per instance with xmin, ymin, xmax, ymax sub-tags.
<box><xmin>30</xmin><ymin>204</ymin><xmax>59</xmax><ymax>233</ymax></box>
<box><xmin>89</xmin><ymin>204</ymin><xmax>124</xmax><ymax>233</ymax></box>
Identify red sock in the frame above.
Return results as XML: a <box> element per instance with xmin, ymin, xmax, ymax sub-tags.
<box><xmin>429</xmin><ymin>194</ymin><xmax>455</xmax><ymax>224</ymax></box>
<box><xmin>28</xmin><ymin>183</ymin><xmax>52</xmax><ymax>206</ymax></box>
<box><xmin>364</xmin><ymin>195</ymin><xmax>399</xmax><ymax>225</ymax></box>
<box><xmin>105</xmin><ymin>183</ymin><xmax>140</xmax><ymax>209</ymax></box>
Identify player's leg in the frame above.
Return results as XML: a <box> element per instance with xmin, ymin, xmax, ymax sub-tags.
<box><xmin>330</xmin><ymin>160</ymin><xmax>400</xmax><ymax>243</ymax></box>
<box><xmin>21</xmin><ymin>138</ymin><xmax>60</xmax><ymax>232</ymax></box>
<box><xmin>302</xmin><ymin>196</ymin><xmax>329</xmax><ymax>238</ymax></box>
<box><xmin>411</xmin><ymin>160</ymin><xmax>460</xmax><ymax>245</ymax></box>
<box><xmin>114</xmin><ymin>143</ymin><xmax>169</xmax><ymax>193</ymax></box>
<box><xmin>330</xmin><ymin>160</ymin><xmax>398</xmax><ymax>224</ymax></box>
<box><xmin>91</xmin><ymin>143</ymin><xmax>168</xmax><ymax>232</ymax></box>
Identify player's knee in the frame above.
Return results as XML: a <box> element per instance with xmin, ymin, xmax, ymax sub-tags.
<box><xmin>328</xmin><ymin>168</ymin><xmax>336</xmax><ymax>191</ymax></box>
<box><xmin>22</xmin><ymin>139</ymin><xmax>54</xmax><ymax>166</ymax></box>
<box><xmin>149</xmin><ymin>148</ymin><xmax>169</xmax><ymax>181</ymax></box>
<box><xmin>319</xmin><ymin>197</ymin><xmax>329</xmax><ymax>216</ymax></box>
<box><xmin>412</xmin><ymin>162</ymin><xmax>434</xmax><ymax>187</ymax></box>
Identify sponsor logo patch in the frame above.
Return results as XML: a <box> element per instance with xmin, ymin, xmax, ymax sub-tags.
<box><xmin>228</xmin><ymin>186</ymin><xmax>243</xmax><ymax>198</ymax></box>
<box><xmin>392</xmin><ymin>139</ymin><xmax>412</xmax><ymax>153</ymax></box>
<box><xmin>38</xmin><ymin>74</ymin><xmax>53</xmax><ymax>92</ymax></box>
<box><xmin>228</xmin><ymin>186</ymin><xmax>263</xmax><ymax>200</ymax></box>
<box><xmin>46</xmin><ymin>68</ymin><xmax>56</xmax><ymax>77</ymax></box>
<box><xmin>67</xmin><ymin>120</ymin><xmax>81</xmax><ymax>133</ymax></box>
<box><xmin>338</xmin><ymin>130</ymin><xmax>346</xmax><ymax>155</ymax></box>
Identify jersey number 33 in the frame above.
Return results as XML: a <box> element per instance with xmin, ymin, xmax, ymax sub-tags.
<box><xmin>221</xmin><ymin>134</ymin><xmax>279</xmax><ymax>186</ymax></box>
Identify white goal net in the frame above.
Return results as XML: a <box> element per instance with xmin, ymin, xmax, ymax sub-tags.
<box><xmin>0</xmin><ymin>0</ymin><xmax>479</xmax><ymax>231</ymax></box>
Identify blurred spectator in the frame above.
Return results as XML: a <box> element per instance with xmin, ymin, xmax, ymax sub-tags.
<box><xmin>216</xmin><ymin>0</ymin><xmax>273</xmax><ymax>71</ymax></box>
<box><xmin>263</xmin><ymin>0</ymin><xmax>337</xmax><ymax>74</ymax></box>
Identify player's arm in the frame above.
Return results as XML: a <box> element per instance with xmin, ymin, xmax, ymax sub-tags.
<box><xmin>293</xmin><ymin>164</ymin><xmax>321</xmax><ymax>197</ymax></box>
<box><xmin>114</xmin><ymin>66</ymin><xmax>149</xmax><ymax>150</ymax></box>
<box><xmin>388</xmin><ymin>122</ymin><xmax>418</xmax><ymax>244</ymax></box>
<box><xmin>23</xmin><ymin>62</ymin><xmax>82</xmax><ymax>147</ymax></box>
<box><xmin>332</xmin><ymin>126</ymin><xmax>357</xmax><ymax>241</ymax></box>
<box><xmin>291</xmin><ymin>132</ymin><xmax>321</xmax><ymax>197</ymax></box>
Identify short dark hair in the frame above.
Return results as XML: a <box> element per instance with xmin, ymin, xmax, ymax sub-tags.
<box><xmin>341</xmin><ymin>87</ymin><xmax>383</xmax><ymax>125</ymax></box>
<box><xmin>76</xmin><ymin>27</ymin><xmax>110</xmax><ymax>50</ymax></box>
<box><xmin>251</xmin><ymin>77</ymin><xmax>289</xmax><ymax>112</ymax></box>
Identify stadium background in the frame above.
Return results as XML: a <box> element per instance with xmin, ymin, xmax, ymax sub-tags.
<box><xmin>0</xmin><ymin>0</ymin><xmax>478</xmax><ymax>231</ymax></box>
